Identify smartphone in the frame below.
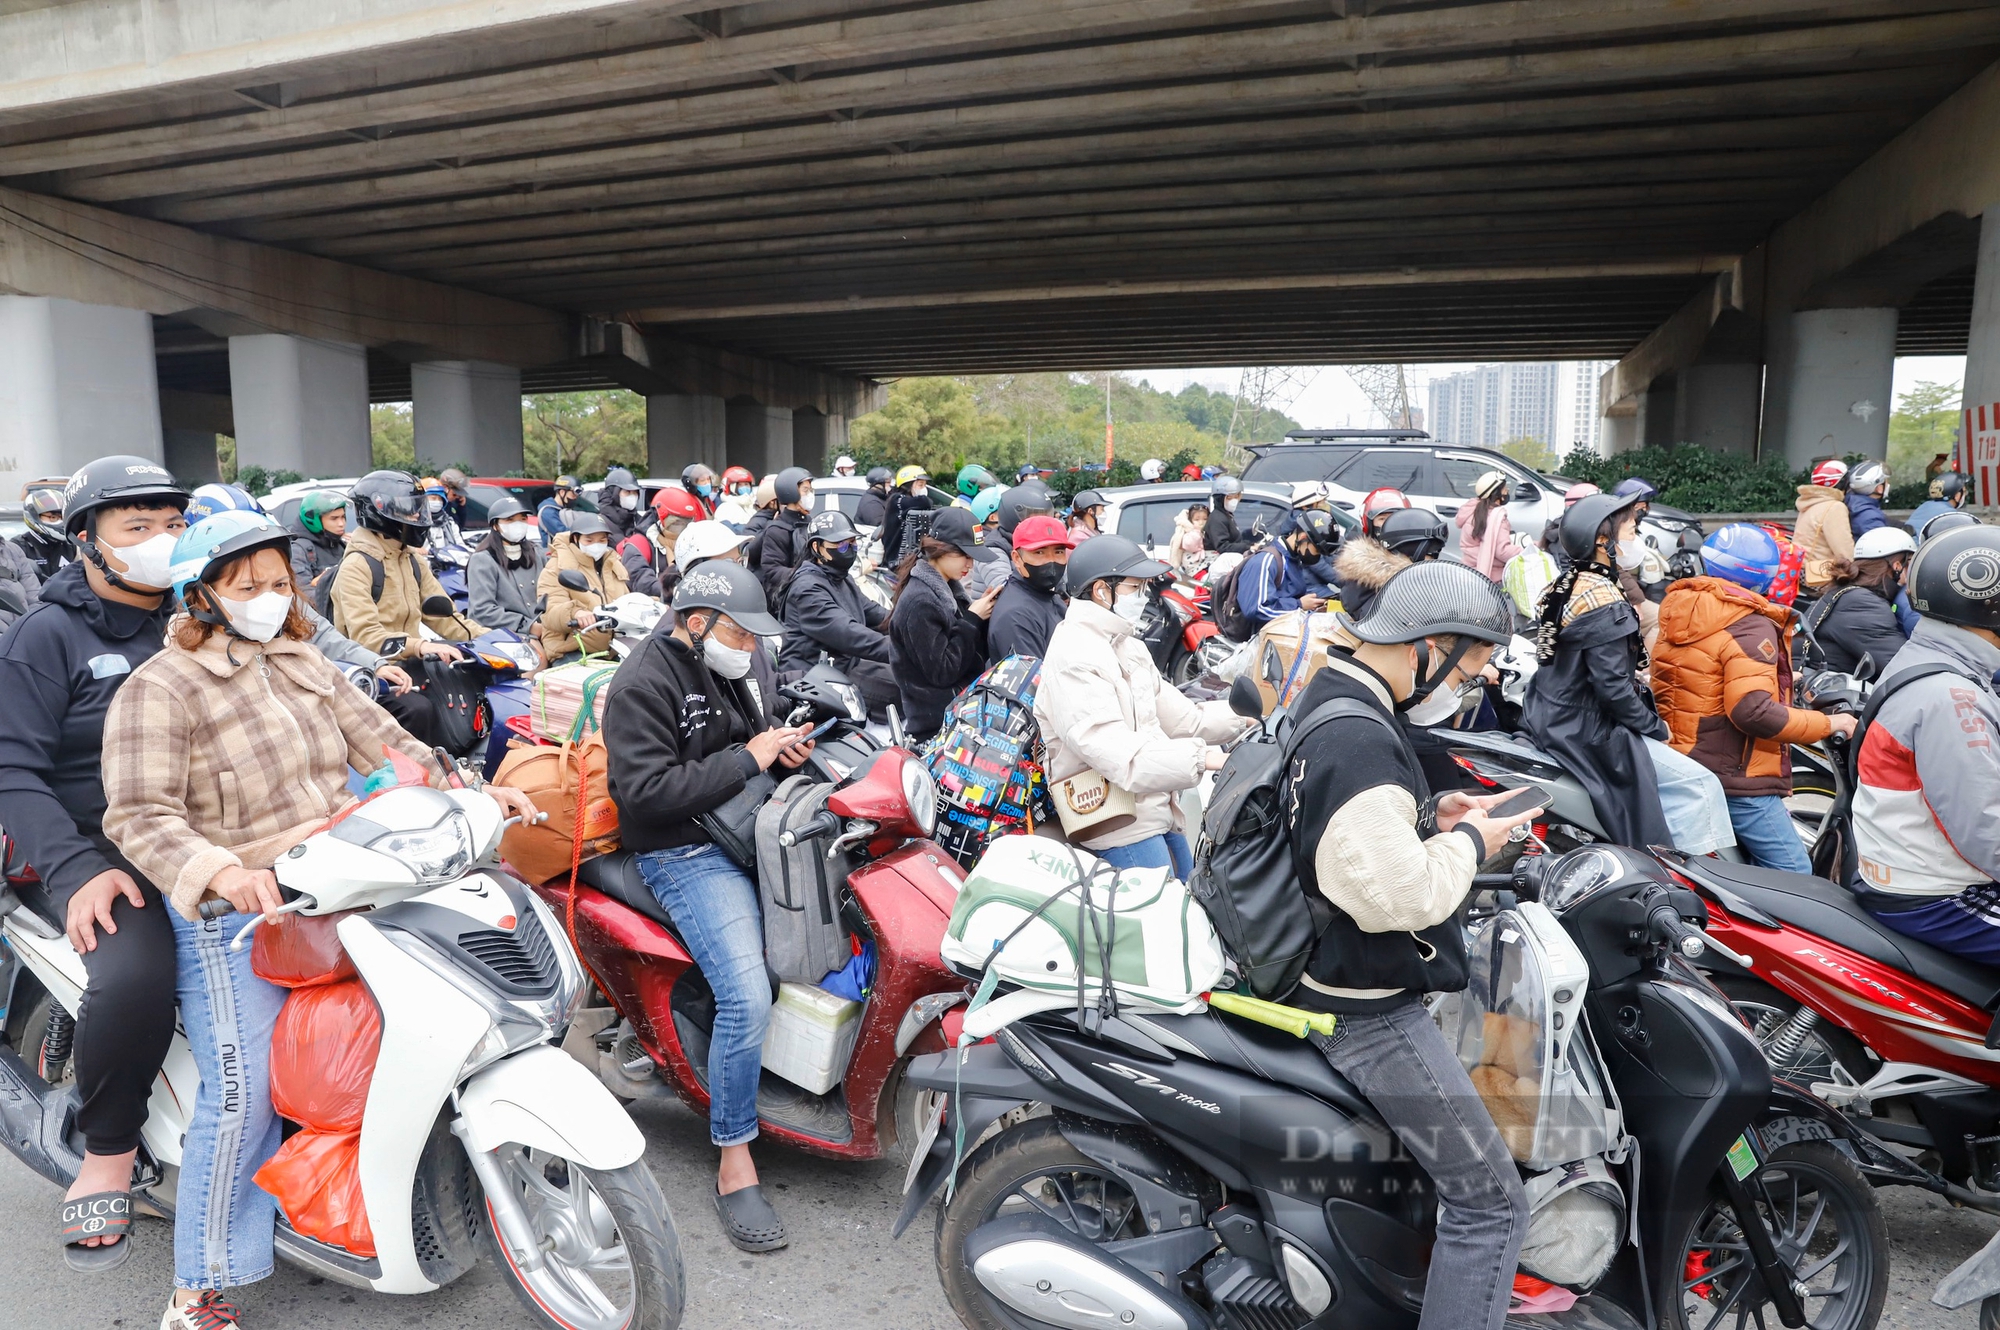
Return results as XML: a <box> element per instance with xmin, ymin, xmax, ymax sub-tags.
<box><xmin>1488</xmin><ymin>784</ymin><xmax>1551</xmax><ymax>821</ymax></box>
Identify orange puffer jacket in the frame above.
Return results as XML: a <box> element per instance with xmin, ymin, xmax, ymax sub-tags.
<box><xmin>1651</xmin><ymin>576</ymin><xmax>1833</xmax><ymax>797</ymax></box>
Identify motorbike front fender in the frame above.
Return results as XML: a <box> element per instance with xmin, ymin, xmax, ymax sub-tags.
<box><xmin>456</xmin><ymin>1044</ymin><xmax>646</xmax><ymax>1171</ymax></box>
<box><xmin>892</xmin><ymin>1045</ymin><xmax>1041</xmax><ymax>1239</ymax></box>
<box><xmin>1936</xmin><ymin>1228</ymin><xmax>2000</xmax><ymax>1309</ymax></box>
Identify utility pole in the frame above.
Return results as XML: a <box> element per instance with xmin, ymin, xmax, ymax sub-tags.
<box><xmin>1104</xmin><ymin>373</ymin><xmax>1114</xmax><ymax>467</ymax></box>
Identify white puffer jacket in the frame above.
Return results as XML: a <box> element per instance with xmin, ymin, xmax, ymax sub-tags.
<box><xmin>1034</xmin><ymin>599</ymin><xmax>1243</xmax><ymax>850</ymax></box>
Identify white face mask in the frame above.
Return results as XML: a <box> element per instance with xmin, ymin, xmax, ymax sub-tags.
<box><xmin>619</xmin><ymin>492</ymin><xmax>639</xmax><ymax>510</ymax></box>
<box><xmin>219</xmin><ymin>590</ymin><xmax>293</xmax><ymax>643</ymax></box>
<box><xmin>428</xmin><ymin>497</ymin><xmax>445</xmax><ymax>517</ymax></box>
<box><xmin>1615</xmin><ymin>536</ymin><xmax>1646</xmax><ymax>570</ymax></box>
<box><xmin>1112</xmin><ymin>586</ymin><xmax>1149</xmax><ymax>628</ymax></box>
<box><xmin>579</xmin><ymin>541</ymin><xmax>609</xmax><ymax>560</ymax></box>
<box><xmin>1405</xmin><ymin>678</ymin><xmax>1472</xmax><ymax>727</ymax></box>
<box><xmin>912</xmin><ymin>483</ymin><xmax>929</xmax><ymax>499</ymax></box>
<box><xmin>499</xmin><ymin>521</ymin><xmax>533</xmax><ymax>543</ymax></box>
<box><xmin>104</xmin><ymin>531</ymin><xmax>179</xmax><ymax>591</ymax></box>
<box><xmin>703</xmin><ymin>635</ymin><xmax>753</xmax><ymax>679</ymax></box>
<box><xmin>1223</xmin><ymin>497</ymin><xmax>1240</xmax><ymax>512</ymax></box>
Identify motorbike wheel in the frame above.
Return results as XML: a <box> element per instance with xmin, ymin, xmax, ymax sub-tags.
<box><xmin>1166</xmin><ymin>643</ymin><xmax>1203</xmax><ymax>688</ymax></box>
<box><xmin>1662</xmin><ymin>1142</ymin><xmax>1887</xmax><ymax>1330</ymax></box>
<box><xmin>935</xmin><ymin>1117</ymin><xmax>1151</xmax><ymax>1330</ymax></box>
<box><xmin>1712</xmin><ymin>975</ymin><xmax>1874</xmax><ymax>1091</ymax></box>
<box><xmin>1783</xmin><ymin>760</ymin><xmax>1840</xmax><ymax>853</ymax></box>
<box><xmin>481</xmin><ymin>1145</ymin><xmax>685</xmax><ymax>1330</ymax></box>
<box><xmin>1983</xmin><ymin>1294</ymin><xmax>2000</xmax><ymax>1330</ymax></box>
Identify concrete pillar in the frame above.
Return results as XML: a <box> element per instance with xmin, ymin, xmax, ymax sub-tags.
<box><xmin>1602</xmin><ymin>409</ymin><xmax>1640</xmax><ymax>455</ymax></box>
<box><xmin>1961</xmin><ymin>208</ymin><xmax>2000</xmax><ymax>504</ymax></box>
<box><xmin>0</xmin><ymin>296</ymin><xmax>162</xmax><ymax>491</ymax></box>
<box><xmin>1641</xmin><ymin>380</ymin><xmax>1678</xmax><ymax>449</ymax></box>
<box><xmin>1767</xmin><ymin>308</ymin><xmax>1897</xmax><ymax>469</ymax></box>
<box><xmin>791</xmin><ymin>408</ymin><xmax>846</xmax><ymax>474</ymax></box>
<box><xmin>1674</xmin><ymin>363</ymin><xmax>1763</xmax><ymax>457</ymax></box>
<box><xmin>163</xmin><ymin>429</ymin><xmax>221</xmax><ymax>485</ymax></box>
<box><xmin>227</xmin><ymin>334</ymin><xmax>370</xmax><ymax>478</ymax></box>
<box><xmin>725</xmin><ymin>399</ymin><xmax>794</xmax><ymax>477</ymax></box>
<box><xmin>646</xmin><ymin>393</ymin><xmax>725</xmax><ymax>478</ymax></box>
<box><xmin>411</xmin><ymin>360</ymin><xmax>523</xmax><ymax>476</ymax></box>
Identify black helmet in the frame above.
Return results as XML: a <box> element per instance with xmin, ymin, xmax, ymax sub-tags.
<box><xmin>1212</xmin><ymin>475</ymin><xmax>1243</xmax><ymax>498</ymax></box>
<box><xmin>565</xmin><ymin>511</ymin><xmax>611</xmax><ymax>538</ymax></box>
<box><xmin>603</xmin><ymin>466</ymin><xmax>638</xmax><ymax>492</ymax></box>
<box><xmin>1283</xmin><ymin>508</ymin><xmax>1338</xmax><ymax>558</ymax></box>
<box><xmin>555</xmin><ymin>473</ymin><xmax>580</xmax><ymax>492</ymax></box>
<box><xmin>1062</xmin><ymin>533</ymin><xmax>1169</xmax><ymax>599</ymax></box>
<box><xmin>1344</xmin><ymin>561</ymin><xmax>1513</xmax><ymax>647</ymax></box>
<box><xmin>866</xmin><ymin>466</ymin><xmax>893</xmax><ymax>487</ymax></box>
<box><xmin>351</xmin><ymin>469</ymin><xmax>431</xmax><ymax>547</ymax></box>
<box><xmin>1920</xmin><ymin>509</ymin><xmax>1981</xmax><ymax>544</ymax></box>
<box><xmin>673</xmin><ymin>558</ymin><xmax>782</xmax><ymax>637</ymax></box>
<box><xmin>22</xmin><ymin>484</ymin><xmax>64</xmax><ymax>540</ymax></box>
<box><xmin>806</xmin><ymin>508</ymin><xmax>859</xmax><ymax>546</ymax></box>
<box><xmin>62</xmin><ymin>455</ymin><xmax>187</xmax><ymax>538</ymax></box>
<box><xmin>1908</xmin><ymin>525</ymin><xmax>2000</xmax><ymax>631</ymax></box>
<box><xmin>997</xmin><ymin>484</ymin><xmax>1055</xmax><ymax>536</ymax></box>
<box><xmin>484</xmin><ymin>496</ymin><xmax>528</xmax><ymax>523</ymax></box>
<box><xmin>1070</xmin><ymin>488</ymin><xmax>1107</xmax><ymax>513</ymax></box>
<box><xmin>1378</xmin><ymin>507</ymin><xmax>1449</xmax><ymax>562</ymax></box>
<box><xmin>1559</xmin><ymin>491</ymin><xmax>1642</xmax><ymax>564</ymax></box>
<box><xmin>1931</xmin><ymin>471</ymin><xmax>1969</xmax><ymax>503</ymax></box>
<box><xmin>773</xmin><ymin>466</ymin><xmax>813</xmax><ymax>506</ymax></box>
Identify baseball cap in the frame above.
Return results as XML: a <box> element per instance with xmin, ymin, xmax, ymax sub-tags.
<box><xmin>929</xmin><ymin>506</ymin><xmax>1001</xmax><ymax>562</ymax></box>
<box><xmin>1011</xmin><ymin>515</ymin><xmax>1075</xmax><ymax>552</ymax></box>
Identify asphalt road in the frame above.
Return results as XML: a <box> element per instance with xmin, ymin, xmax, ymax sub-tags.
<box><xmin>0</xmin><ymin>1093</ymin><xmax>1990</xmax><ymax>1330</ymax></box>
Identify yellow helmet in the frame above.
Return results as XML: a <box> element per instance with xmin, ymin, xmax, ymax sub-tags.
<box><xmin>894</xmin><ymin>465</ymin><xmax>931</xmax><ymax>488</ymax></box>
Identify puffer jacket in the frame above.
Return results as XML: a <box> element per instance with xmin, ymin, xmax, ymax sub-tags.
<box><xmin>287</xmin><ymin>523</ymin><xmax>345</xmax><ymax>596</ymax></box>
<box><xmin>0</xmin><ymin>538</ymin><xmax>42</xmax><ymax>638</ymax></box>
<box><xmin>1804</xmin><ymin>578</ymin><xmax>1908</xmax><ymax>677</ymax></box>
<box><xmin>1034</xmin><ymin>599</ymin><xmax>1241</xmax><ymax>851</ymax></box>
<box><xmin>1332</xmin><ymin>536</ymin><xmax>1408</xmax><ymax>624</ymax></box>
<box><xmin>1651</xmin><ymin>576</ymin><xmax>1832</xmax><ymax>797</ymax></box>
<box><xmin>1453</xmin><ymin>502</ymin><xmax>1521</xmax><ymax>581</ymax></box>
<box><xmin>101</xmin><ymin>632</ymin><xmax>439</xmax><ymax>917</ymax></box>
<box><xmin>329</xmin><ymin>526</ymin><xmax>483</xmax><ymax>656</ymax></box>
<box><xmin>536</xmin><ymin>532</ymin><xmax>630</xmax><ymax>657</ymax></box>
<box><xmin>1846</xmin><ymin>490</ymin><xmax>1887</xmax><ymax>537</ymax></box>
<box><xmin>1793</xmin><ymin>486</ymin><xmax>1854</xmax><ymax>591</ymax></box>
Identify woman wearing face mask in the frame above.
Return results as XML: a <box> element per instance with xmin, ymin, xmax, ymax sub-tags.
<box><xmin>1453</xmin><ymin>470</ymin><xmax>1523</xmax><ymax>584</ymax></box>
<box><xmin>599</xmin><ymin>466</ymin><xmax>645</xmax><ymax>544</ymax></box>
<box><xmin>100</xmin><ymin>510</ymin><xmax>536</xmax><ymax>1330</ymax></box>
<box><xmin>1035</xmin><ymin>535</ymin><xmax>1249</xmax><ymax>878</ymax></box>
<box><xmin>1807</xmin><ymin>526</ymin><xmax>1917</xmax><ymax>675</ymax></box>
<box><xmin>466</xmin><ymin>496</ymin><xmax>544</xmax><ymax>637</ymax></box>
<box><xmin>1521</xmin><ymin>492</ymin><xmax>1734</xmax><ymax>855</ymax></box>
<box><xmin>887</xmin><ymin>507</ymin><xmax>1000</xmax><ymax>741</ymax></box>
<box><xmin>779</xmin><ymin>510</ymin><xmax>897</xmax><ymax>713</ymax></box>
<box><xmin>536</xmin><ymin>511</ymin><xmax>630</xmax><ymax>662</ymax></box>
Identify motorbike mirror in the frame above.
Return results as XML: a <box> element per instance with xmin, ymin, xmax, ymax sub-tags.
<box><xmin>421</xmin><ymin>595</ymin><xmax>455</xmax><ymax>617</ymax></box>
<box><xmin>378</xmin><ymin>635</ymin><xmax>408</xmax><ymax>657</ymax></box>
<box><xmin>556</xmin><ymin>569</ymin><xmax>593</xmax><ymax>594</ymax></box>
<box><xmin>1227</xmin><ymin>674</ymin><xmax>1265</xmax><ymax>720</ymax></box>
<box><xmin>1854</xmin><ymin>652</ymin><xmax>1876</xmax><ymax>683</ymax></box>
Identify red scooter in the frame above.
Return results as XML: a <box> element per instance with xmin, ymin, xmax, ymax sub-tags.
<box><xmin>534</xmin><ymin>746</ymin><xmax>969</xmax><ymax>1160</ymax></box>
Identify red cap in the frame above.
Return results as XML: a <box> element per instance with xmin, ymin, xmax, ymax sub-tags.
<box><xmin>1012</xmin><ymin>515</ymin><xmax>1075</xmax><ymax>551</ymax></box>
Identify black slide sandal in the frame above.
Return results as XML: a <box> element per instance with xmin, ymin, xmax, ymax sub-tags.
<box><xmin>61</xmin><ymin>1192</ymin><xmax>133</xmax><ymax>1271</ymax></box>
<box><xmin>714</xmin><ymin>1184</ymin><xmax>788</xmax><ymax>1253</ymax></box>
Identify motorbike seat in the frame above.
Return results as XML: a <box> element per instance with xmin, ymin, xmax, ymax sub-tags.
<box><xmin>1143</xmin><ymin>1009</ymin><xmax>1388</xmax><ymax>1130</ymax></box>
<box><xmin>1675</xmin><ymin>856</ymin><xmax>2000</xmax><ymax>1011</ymax></box>
<box><xmin>574</xmin><ymin>851</ymin><xmax>685</xmax><ymax>946</ymax></box>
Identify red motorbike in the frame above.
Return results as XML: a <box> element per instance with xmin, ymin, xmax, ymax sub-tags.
<box><xmin>1143</xmin><ymin>575</ymin><xmax>1227</xmax><ymax>686</ymax></box>
<box><xmin>534</xmin><ymin>746</ymin><xmax>969</xmax><ymax>1160</ymax></box>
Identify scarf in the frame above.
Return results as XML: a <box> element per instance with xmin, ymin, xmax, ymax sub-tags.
<box><xmin>1532</xmin><ymin>557</ymin><xmax>1647</xmax><ymax>673</ymax></box>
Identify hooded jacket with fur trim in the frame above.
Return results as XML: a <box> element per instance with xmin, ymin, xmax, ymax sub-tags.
<box><xmin>1333</xmin><ymin>536</ymin><xmax>1409</xmax><ymax>623</ymax></box>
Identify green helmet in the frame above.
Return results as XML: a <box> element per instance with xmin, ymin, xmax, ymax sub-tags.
<box><xmin>297</xmin><ymin>490</ymin><xmax>346</xmax><ymax>535</ymax></box>
<box><xmin>956</xmin><ymin>464</ymin><xmax>998</xmax><ymax>499</ymax></box>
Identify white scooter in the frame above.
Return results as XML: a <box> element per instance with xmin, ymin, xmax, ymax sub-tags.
<box><xmin>0</xmin><ymin>784</ymin><xmax>684</xmax><ymax>1329</ymax></box>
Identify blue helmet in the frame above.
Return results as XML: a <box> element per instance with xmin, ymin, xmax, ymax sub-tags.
<box><xmin>186</xmin><ymin>482</ymin><xmax>262</xmax><ymax>523</ymax></box>
<box><xmin>1701</xmin><ymin>523</ymin><xmax>1783</xmax><ymax>595</ymax></box>
<box><xmin>1613</xmin><ymin>476</ymin><xmax>1658</xmax><ymax>503</ymax></box>
<box><xmin>170</xmin><ymin>510</ymin><xmax>292</xmax><ymax>604</ymax></box>
<box><xmin>971</xmin><ymin>486</ymin><xmax>1006</xmax><ymax>524</ymax></box>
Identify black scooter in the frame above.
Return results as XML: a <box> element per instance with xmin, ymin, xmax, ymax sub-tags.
<box><xmin>896</xmin><ymin>845</ymin><xmax>1886</xmax><ymax>1330</ymax></box>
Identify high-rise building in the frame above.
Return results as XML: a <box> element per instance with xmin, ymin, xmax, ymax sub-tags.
<box><xmin>1426</xmin><ymin>361</ymin><xmax>1611</xmax><ymax>455</ymax></box>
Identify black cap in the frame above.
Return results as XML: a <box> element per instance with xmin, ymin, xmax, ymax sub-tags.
<box><xmin>928</xmin><ymin>506</ymin><xmax>1000</xmax><ymax>562</ymax></box>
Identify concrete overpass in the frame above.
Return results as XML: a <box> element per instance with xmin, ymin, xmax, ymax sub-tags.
<box><xmin>2</xmin><ymin>0</ymin><xmax>2000</xmax><ymax>486</ymax></box>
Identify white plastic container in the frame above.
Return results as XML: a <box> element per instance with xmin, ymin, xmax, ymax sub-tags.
<box><xmin>761</xmin><ymin>982</ymin><xmax>863</xmax><ymax>1095</ymax></box>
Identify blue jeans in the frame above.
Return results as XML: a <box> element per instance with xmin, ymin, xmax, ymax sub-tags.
<box><xmin>169</xmin><ymin>905</ymin><xmax>287</xmax><ymax>1291</ymax></box>
<box><xmin>638</xmin><ymin>843</ymin><xmax>771</xmax><ymax>1147</ymax></box>
<box><xmin>1094</xmin><ymin>831</ymin><xmax>1193</xmax><ymax>881</ymax></box>
<box><xmin>1643</xmin><ymin>738</ymin><xmax>1737</xmax><ymax>855</ymax></box>
<box><xmin>1868</xmin><ymin>883</ymin><xmax>2000</xmax><ymax>966</ymax></box>
<box><xmin>1726</xmin><ymin>795</ymin><xmax>1812</xmax><ymax>874</ymax></box>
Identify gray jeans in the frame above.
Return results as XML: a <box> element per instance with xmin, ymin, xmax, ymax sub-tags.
<box><xmin>1313</xmin><ymin>998</ymin><xmax>1528</xmax><ymax>1330</ymax></box>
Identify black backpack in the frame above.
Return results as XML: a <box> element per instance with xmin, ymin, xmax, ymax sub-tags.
<box><xmin>312</xmin><ymin>548</ymin><xmax>425</xmax><ymax>624</ymax></box>
<box><xmin>1209</xmin><ymin>543</ymin><xmax>1266</xmax><ymax>643</ymax></box>
<box><xmin>317</xmin><ymin>548</ymin><xmax>491</xmax><ymax>758</ymax></box>
<box><xmin>1188</xmin><ymin>695</ymin><xmax>1413</xmax><ymax>999</ymax></box>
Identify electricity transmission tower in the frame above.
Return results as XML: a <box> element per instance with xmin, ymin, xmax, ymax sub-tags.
<box><xmin>1223</xmin><ymin>366</ymin><xmax>1320</xmax><ymax>461</ymax></box>
<box><xmin>1345</xmin><ymin>364</ymin><xmax>1417</xmax><ymax>428</ymax></box>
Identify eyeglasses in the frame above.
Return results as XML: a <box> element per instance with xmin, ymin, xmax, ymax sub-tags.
<box><xmin>829</xmin><ymin>541</ymin><xmax>856</xmax><ymax>556</ymax></box>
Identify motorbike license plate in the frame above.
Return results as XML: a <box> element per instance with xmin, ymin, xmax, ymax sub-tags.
<box><xmin>902</xmin><ymin>1094</ymin><xmax>947</xmax><ymax>1195</ymax></box>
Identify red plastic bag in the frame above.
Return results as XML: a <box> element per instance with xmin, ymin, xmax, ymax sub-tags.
<box><xmin>270</xmin><ymin>979</ymin><xmax>380</xmax><ymax>1131</ymax></box>
<box><xmin>251</xmin><ymin>912</ymin><xmax>357</xmax><ymax>988</ymax></box>
<box><xmin>254</xmin><ymin>1127</ymin><xmax>375</xmax><ymax>1257</ymax></box>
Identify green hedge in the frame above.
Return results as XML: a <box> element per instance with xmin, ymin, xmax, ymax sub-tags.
<box><xmin>1555</xmin><ymin>446</ymin><xmax>1925</xmax><ymax>514</ymax></box>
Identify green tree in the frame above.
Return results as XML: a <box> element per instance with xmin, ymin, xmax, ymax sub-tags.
<box><xmin>371</xmin><ymin>404</ymin><xmax>416</xmax><ymax>471</ymax></box>
<box><xmin>1499</xmin><ymin>436</ymin><xmax>1559</xmax><ymax>473</ymax></box>
<box><xmin>521</xmin><ymin>391</ymin><xmax>646</xmax><ymax>481</ymax></box>
<box><xmin>847</xmin><ymin>377</ymin><xmax>1011</xmax><ymax>477</ymax></box>
<box><xmin>1888</xmin><ymin>379</ymin><xmax>1961</xmax><ymax>485</ymax></box>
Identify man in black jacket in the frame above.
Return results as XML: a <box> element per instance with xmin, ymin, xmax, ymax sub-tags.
<box><xmin>752</xmin><ymin>466</ymin><xmax>814</xmax><ymax>605</ymax></box>
<box><xmin>1285</xmin><ymin>562</ymin><xmax>1537</xmax><ymax>1330</ymax></box>
<box><xmin>604</xmin><ymin>561</ymin><xmax>813</xmax><ymax>1253</ymax></box>
<box><xmin>856</xmin><ymin>467</ymin><xmax>892</xmax><ymax>529</ymax></box>
<box><xmin>1204</xmin><ymin>476</ymin><xmax>1258</xmax><ymax>554</ymax></box>
<box><xmin>0</xmin><ymin>457</ymin><xmax>188</xmax><ymax>1267</ymax></box>
<box><xmin>778</xmin><ymin>510</ymin><xmax>896</xmax><ymax>715</ymax></box>
<box><xmin>987</xmin><ymin>514</ymin><xmax>1072</xmax><ymax>663</ymax></box>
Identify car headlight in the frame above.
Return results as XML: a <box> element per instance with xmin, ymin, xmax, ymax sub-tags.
<box><xmin>370</xmin><ymin>814</ymin><xmax>473</xmax><ymax>885</ymax></box>
<box><xmin>901</xmin><ymin>758</ymin><xmax>938</xmax><ymax>837</ymax></box>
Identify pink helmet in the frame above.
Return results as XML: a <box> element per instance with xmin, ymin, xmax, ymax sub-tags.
<box><xmin>1562</xmin><ymin>481</ymin><xmax>1601</xmax><ymax>506</ymax></box>
<box><xmin>1811</xmin><ymin>458</ymin><xmax>1849</xmax><ymax>488</ymax></box>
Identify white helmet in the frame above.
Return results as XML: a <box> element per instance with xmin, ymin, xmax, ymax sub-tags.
<box><xmin>676</xmin><ymin>518</ymin><xmax>749</xmax><ymax>568</ymax></box>
<box><xmin>1848</xmin><ymin>460</ymin><xmax>1888</xmax><ymax>494</ymax></box>
<box><xmin>1852</xmin><ymin>526</ymin><xmax>1915</xmax><ymax>560</ymax></box>
<box><xmin>1139</xmin><ymin>458</ymin><xmax>1164</xmax><ymax>481</ymax></box>
<box><xmin>833</xmin><ymin>455</ymin><xmax>856</xmax><ymax>476</ymax></box>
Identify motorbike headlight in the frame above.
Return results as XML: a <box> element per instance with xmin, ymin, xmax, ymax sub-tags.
<box><xmin>369</xmin><ymin>814</ymin><xmax>473</xmax><ymax>885</ymax></box>
<box><xmin>901</xmin><ymin>758</ymin><xmax>938</xmax><ymax>837</ymax></box>
<box><xmin>834</xmin><ymin>681</ymin><xmax>865</xmax><ymax>722</ymax></box>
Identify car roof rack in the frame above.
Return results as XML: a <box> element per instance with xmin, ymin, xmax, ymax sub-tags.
<box><xmin>1275</xmin><ymin>429</ymin><xmax>1433</xmax><ymax>443</ymax></box>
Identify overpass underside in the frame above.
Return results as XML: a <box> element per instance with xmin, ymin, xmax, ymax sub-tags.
<box><xmin>2</xmin><ymin>0</ymin><xmax>2000</xmax><ymax>479</ymax></box>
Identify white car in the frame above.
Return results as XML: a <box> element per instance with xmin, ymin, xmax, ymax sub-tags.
<box><xmin>1092</xmin><ymin>481</ymin><xmax>1357</xmax><ymax>560</ymax></box>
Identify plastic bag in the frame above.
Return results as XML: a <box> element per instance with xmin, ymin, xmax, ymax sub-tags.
<box><xmin>253</xmin><ymin>1127</ymin><xmax>375</xmax><ymax>1257</ymax></box>
<box><xmin>251</xmin><ymin>912</ymin><xmax>357</xmax><ymax>988</ymax></box>
<box><xmin>270</xmin><ymin>979</ymin><xmax>380</xmax><ymax>1131</ymax></box>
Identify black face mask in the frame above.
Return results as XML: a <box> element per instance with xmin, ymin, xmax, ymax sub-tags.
<box><xmin>821</xmin><ymin>546</ymin><xmax>857</xmax><ymax>574</ymax></box>
<box><xmin>1023</xmin><ymin>560</ymin><xmax>1065</xmax><ymax>593</ymax></box>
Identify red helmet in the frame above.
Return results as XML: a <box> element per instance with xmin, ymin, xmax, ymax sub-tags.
<box><xmin>721</xmin><ymin>465</ymin><xmax>754</xmax><ymax>492</ymax></box>
<box><xmin>1181</xmin><ymin>463</ymin><xmax>1203</xmax><ymax>480</ymax></box>
<box><xmin>1361</xmin><ymin>487</ymin><xmax>1411</xmax><ymax>534</ymax></box>
<box><xmin>653</xmin><ymin>485</ymin><xmax>704</xmax><ymax>521</ymax></box>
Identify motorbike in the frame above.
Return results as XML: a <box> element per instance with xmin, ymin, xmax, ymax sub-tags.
<box><xmin>454</xmin><ymin>628</ymin><xmax>542</xmax><ymax>778</ymax></box>
<box><xmin>1138</xmin><ymin>576</ymin><xmax>1232</xmax><ymax>687</ymax></box>
<box><xmin>895</xmin><ymin>840</ymin><xmax>1887</xmax><ymax>1330</ymax></box>
<box><xmin>0</xmin><ymin>782</ymin><xmax>685</xmax><ymax>1328</ymax></box>
<box><xmin>538</xmin><ymin>741</ymin><xmax>970</xmax><ymax>1162</ymax></box>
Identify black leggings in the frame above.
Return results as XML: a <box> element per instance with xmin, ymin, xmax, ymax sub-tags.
<box><xmin>378</xmin><ymin>687</ymin><xmax>440</xmax><ymax>748</ymax></box>
<box><xmin>24</xmin><ymin>878</ymin><xmax>177</xmax><ymax>1157</ymax></box>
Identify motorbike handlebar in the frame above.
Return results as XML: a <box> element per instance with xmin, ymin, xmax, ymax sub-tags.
<box><xmin>778</xmin><ymin>809</ymin><xmax>843</xmax><ymax>848</ymax></box>
<box><xmin>197</xmin><ymin>897</ymin><xmax>234</xmax><ymax>921</ymax></box>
